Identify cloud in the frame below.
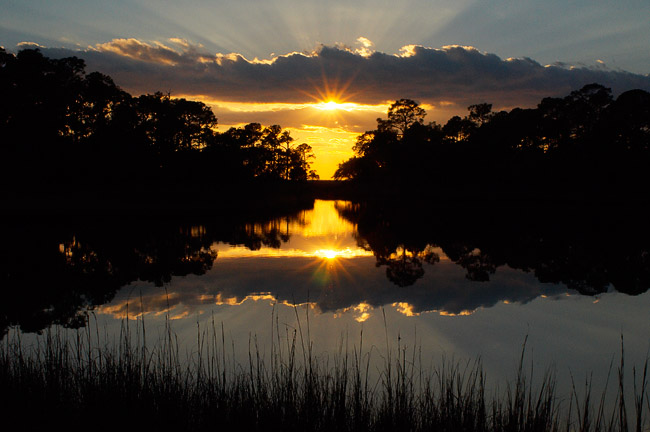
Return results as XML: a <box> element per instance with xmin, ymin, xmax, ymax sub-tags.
<box><xmin>17</xmin><ymin>41</ymin><xmax>46</xmax><ymax>48</ymax></box>
<box><xmin>31</xmin><ymin>39</ymin><xmax>650</xmax><ymax>116</ymax></box>
<box><xmin>353</xmin><ymin>36</ymin><xmax>375</xmax><ymax>58</ymax></box>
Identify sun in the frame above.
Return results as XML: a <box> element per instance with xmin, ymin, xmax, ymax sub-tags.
<box><xmin>313</xmin><ymin>100</ymin><xmax>366</xmax><ymax>112</ymax></box>
<box><xmin>314</xmin><ymin>100</ymin><xmax>353</xmax><ymax>111</ymax></box>
<box><xmin>319</xmin><ymin>100</ymin><xmax>341</xmax><ymax>110</ymax></box>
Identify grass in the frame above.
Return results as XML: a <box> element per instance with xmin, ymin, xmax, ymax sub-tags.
<box><xmin>0</xmin><ymin>309</ymin><xmax>648</xmax><ymax>432</ymax></box>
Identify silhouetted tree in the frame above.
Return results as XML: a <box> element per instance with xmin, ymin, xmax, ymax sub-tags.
<box><xmin>0</xmin><ymin>48</ymin><xmax>320</xmax><ymax>192</ymax></box>
<box><xmin>377</xmin><ymin>98</ymin><xmax>427</xmax><ymax>137</ymax></box>
<box><xmin>467</xmin><ymin>103</ymin><xmax>493</xmax><ymax>127</ymax></box>
<box><xmin>334</xmin><ymin>83</ymin><xmax>650</xmax><ymax>199</ymax></box>
<box><xmin>442</xmin><ymin>115</ymin><xmax>474</xmax><ymax>143</ymax></box>
<box><xmin>334</xmin><ymin>99</ymin><xmax>441</xmax><ymax>182</ymax></box>
<box><xmin>212</xmin><ymin>123</ymin><xmax>315</xmax><ymax>180</ymax></box>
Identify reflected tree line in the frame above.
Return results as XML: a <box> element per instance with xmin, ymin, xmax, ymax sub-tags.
<box><xmin>0</xmin><ymin>48</ymin><xmax>318</xmax><ymax>194</ymax></box>
<box><xmin>4</xmin><ymin>199</ymin><xmax>650</xmax><ymax>334</ymax></box>
<box><xmin>334</xmin><ymin>85</ymin><xmax>650</xmax><ymax>198</ymax></box>
<box><xmin>336</xmin><ymin>200</ymin><xmax>650</xmax><ymax>294</ymax></box>
<box><xmin>0</xmin><ymin>206</ymin><xmax>309</xmax><ymax>335</ymax></box>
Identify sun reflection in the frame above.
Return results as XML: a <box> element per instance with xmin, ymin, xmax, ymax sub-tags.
<box><xmin>312</xmin><ymin>246</ymin><xmax>366</xmax><ymax>260</ymax></box>
<box><xmin>316</xmin><ymin>248</ymin><xmax>340</xmax><ymax>259</ymax></box>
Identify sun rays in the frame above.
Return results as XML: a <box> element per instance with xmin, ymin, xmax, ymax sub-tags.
<box><xmin>312</xmin><ymin>100</ymin><xmax>369</xmax><ymax>112</ymax></box>
<box><xmin>299</xmin><ymin>69</ymin><xmax>386</xmax><ymax>114</ymax></box>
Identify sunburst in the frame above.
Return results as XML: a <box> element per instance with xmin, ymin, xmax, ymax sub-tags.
<box><xmin>313</xmin><ymin>100</ymin><xmax>364</xmax><ymax>111</ymax></box>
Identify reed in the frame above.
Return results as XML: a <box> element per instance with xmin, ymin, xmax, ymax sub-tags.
<box><xmin>0</xmin><ymin>312</ymin><xmax>647</xmax><ymax>432</ymax></box>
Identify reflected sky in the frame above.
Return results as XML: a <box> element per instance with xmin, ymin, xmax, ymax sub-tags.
<box><xmin>95</xmin><ymin>200</ymin><xmax>642</xmax><ymax>323</ymax></box>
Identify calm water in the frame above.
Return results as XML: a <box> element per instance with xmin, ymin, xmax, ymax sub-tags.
<box><xmin>4</xmin><ymin>199</ymin><xmax>650</xmax><ymax>402</ymax></box>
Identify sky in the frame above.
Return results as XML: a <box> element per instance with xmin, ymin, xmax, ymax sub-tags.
<box><xmin>2</xmin><ymin>0</ymin><xmax>650</xmax><ymax>178</ymax></box>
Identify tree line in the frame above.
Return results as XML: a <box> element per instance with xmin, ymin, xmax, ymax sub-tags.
<box><xmin>0</xmin><ymin>48</ymin><xmax>318</xmax><ymax>193</ymax></box>
<box><xmin>3</xmin><ymin>47</ymin><xmax>649</xmax><ymax>200</ymax></box>
<box><xmin>334</xmin><ymin>84</ymin><xmax>650</xmax><ymax>199</ymax></box>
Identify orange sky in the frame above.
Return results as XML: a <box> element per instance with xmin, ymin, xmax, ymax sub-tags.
<box><xmin>190</xmin><ymin>97</ymin><xmax>463</xmax><ymax>179</ymax></box>
<box><xmin>215</xmin><ymin>102</ymin><xmax>383</xmax><ymax>180</ymax></box>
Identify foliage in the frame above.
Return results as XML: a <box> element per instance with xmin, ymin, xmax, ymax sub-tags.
<box><xmin>334</xmin><ymin>84</ymin><xmax>650</xmax><ymax>199</ymax></box>
<box><xmin>0</xmin><ymin>48</ymin><xmax>316</xmax><ymax>188</ymax></box>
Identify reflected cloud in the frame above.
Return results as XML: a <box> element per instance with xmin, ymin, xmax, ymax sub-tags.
<box><xmin>6</xmin><ymin>199</ymin><xmax>650</xmax><ymax>335</ymax></box>
<box><xmin>91</xmin><ymin>199</ymin><xmax>650</xmax><ymax>323</ymax></box>
<box><xmin>97</xmin><ymin>252</ymin><xmax>568</xmax><ymax>323</ymax></box>
<box><xmin>393</xmin><ymin>302</ymin><xmax>420</xmax><ymax>317</ymax></box>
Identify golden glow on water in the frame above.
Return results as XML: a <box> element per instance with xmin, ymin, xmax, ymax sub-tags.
<box><xmin>299</xmin><ymin>200</ymin><xmax>354</xmax><ymax>237</ymax></box>
<box><xmin>214</xmin><ymin>200</ymin><xmax>371</xmax><ymax>259</ymax></box>
<box><xmin>94</xmin><ymin>200</ymin><xmax>473</xmax><ymax>322</ymax></box>
<box><xmin>213</xmin><ymin>246</ymin><xmax>372</xmax><ymax>259</ymax></box>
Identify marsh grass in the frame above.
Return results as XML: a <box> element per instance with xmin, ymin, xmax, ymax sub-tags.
<box><xmin>1</xmin><ymin>310</ymin><xmax>648</xmax><ymax>432</ymax></box>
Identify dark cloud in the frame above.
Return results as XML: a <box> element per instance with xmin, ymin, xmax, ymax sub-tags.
<box><xmin>34</xmin><ymin>39</ymin><xmax>650</xmax><ymax>112</ymax></box>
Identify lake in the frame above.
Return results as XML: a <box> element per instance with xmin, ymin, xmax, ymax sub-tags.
<box><xmin>3</xmin><ymin>198</ymin><xmax>650</xmax><ymax>413</ymax></box>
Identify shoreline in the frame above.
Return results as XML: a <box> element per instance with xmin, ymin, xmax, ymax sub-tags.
<box><xmin>4</xmin><ymin>179</ymin><xmax>650</xmax><ymax>217</ymax></box>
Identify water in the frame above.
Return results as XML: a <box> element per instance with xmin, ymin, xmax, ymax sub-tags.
<box><xmin>3</xmin><ymin>199</ymin><xmax>650</xmax><ymax>406</ymax></box>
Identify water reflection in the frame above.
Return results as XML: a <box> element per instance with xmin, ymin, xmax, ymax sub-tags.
<box><xmin>96</xmin><ymin>200</ymin><xmax>650</xmax><ymax>325</ymax></box>
<box><xmin>0</xmin><ymin>204</ymin><xmax>310</xmax><ymax>334</ymax></box>
<box><xmin>3</xmin><ymin>199</ymin><xmax>650</xmax><ymax>334</ymax></box>
<box><xmin>339</xmin><ymin>200</ymin><xmax>650</xmax><ymax>295</ymax></box>
<box><xmin>213</xmin><ymin>200</ymin><xmax>371</xmax><ymax>259</ymax></box>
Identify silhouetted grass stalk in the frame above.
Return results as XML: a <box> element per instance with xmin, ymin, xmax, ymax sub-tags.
<box><xmin>0</xmin><ymin>310</ymin><xmax>648</xmax><ymax>432</ymax></box>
